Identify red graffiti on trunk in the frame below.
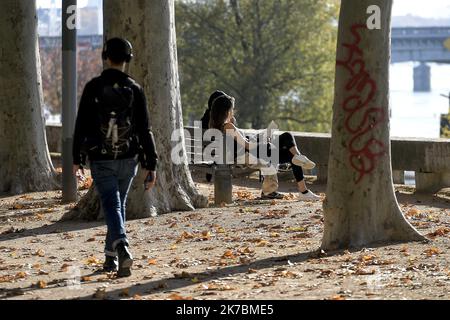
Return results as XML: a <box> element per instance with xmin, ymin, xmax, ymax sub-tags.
<box><xmin>336</xmin><ymin>24</ymin><xmax>387</xmax><ymax>184</ymax></box>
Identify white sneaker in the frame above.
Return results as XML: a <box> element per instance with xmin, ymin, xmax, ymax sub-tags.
<box><xmin>292</xmin><ymin>155</ymin><xmax>316</xmax><ymax>170</ymax></box>
<box><xmin>298</xmin><ymin>190</ymin><xmax>321</xmax><ymax>201</ymax></box>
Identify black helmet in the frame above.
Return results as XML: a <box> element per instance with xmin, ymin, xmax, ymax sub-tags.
<box><xmin>102</xmin><ymin>37</ymin><xmax>133</xmax><ymax>64</ymax></box>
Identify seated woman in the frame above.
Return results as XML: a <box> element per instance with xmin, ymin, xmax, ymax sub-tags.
<box><xmin>201</xmin><ymin>90</ymin><xmax>228</xmax><ymax>130</ymax></box>
<box><xmin>201</xmin><ymin>90</ymin><xmax>237</xmax><ymax>182</ymax></box>
<box><xmin>209</xmin><ymin>94</ymin><xmax>320</xmax><ymax>201</ymax></box>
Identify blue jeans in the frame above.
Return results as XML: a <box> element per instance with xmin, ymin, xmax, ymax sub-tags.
<box><xmin>90</xmin><ymin>157</ymin><xmax>139</xmax><ymax>257</ymax></box>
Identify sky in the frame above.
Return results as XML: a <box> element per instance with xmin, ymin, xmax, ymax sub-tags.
<box><xmin>36</xmin><ymin>0</ymin><xmax>450</xmax><ymax>18</ymax></box>
<box><xmin>392</xmin><ymin>0</ymin><xmax>450</xmax><ymax>18</ymax></box>
<box><xmin>37</xmin><ymin>0</ymin><xmax>90</xmax><ymax>9</ymax></box>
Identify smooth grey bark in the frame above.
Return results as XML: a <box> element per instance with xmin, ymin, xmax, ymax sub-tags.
<box><xmin>0</xmin><ymin>0</ymin><xmax>57</xmax><ymax>195</ymax></box>
<box><xmin>322</xmin><ymin>0</ymin><xmax>425</xmax><ymax>250</ymax></box>
<box><xmin>67</xmin><ymin>0</ymin><xmax>207</xmax><ymax>220</ymax></box>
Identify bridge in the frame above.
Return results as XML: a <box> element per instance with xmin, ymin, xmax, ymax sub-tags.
<box><xmin>392</xmin><ymin>27</ymin><xmax>450</xmax><ymax>92</ymax></box>
<box><xmin>38</xmin><ymin>27</ymin><xmax>450</xmax><ymax>92</ymax></box>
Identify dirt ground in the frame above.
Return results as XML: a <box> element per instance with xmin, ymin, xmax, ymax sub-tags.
<box><xmin>0</xmin><ymin>172</ymin><xmax>449</xmax><ymax>300</ymax></box>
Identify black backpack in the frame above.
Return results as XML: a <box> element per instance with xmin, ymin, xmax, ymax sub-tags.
<box><xmin>95</xmin><ymin>79</ymin><xmax>136</xmax><ymax>159</ymax></box>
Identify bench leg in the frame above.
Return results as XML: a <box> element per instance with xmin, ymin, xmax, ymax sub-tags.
<box><xmin>214</xmin><ymin>166</ymin><xmax>233</xmax><ymax>205</ymax></box>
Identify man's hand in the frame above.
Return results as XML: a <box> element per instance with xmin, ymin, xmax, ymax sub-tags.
<box><xmin>73</xmin><ymin>165</ymin><xmax>85</xmax><ymax>181</ymax></box>
<box><xmin>144</xmin><ymin>170</ymin><xmax>157</xmax><ymax>191</ymax></box>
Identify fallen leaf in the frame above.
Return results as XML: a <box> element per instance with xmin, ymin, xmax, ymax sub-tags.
<box><xmin>93</xmin><ymin>288</ymin><xmax>107</xmax><ymax>299</ymax></box>
<box><xmin>222</xmin><ymin>250</ymin><xmax>235</xmax><ymax>259</ymax></box>
<box><xmin>235</xmin><ymin>190</ymin><xmax>255</xmax><ymax>200</ymax></box>
<box><xmin>201</xmin><ymin>231</ymin><xmax>211</xmax><ymax>240</ymax></box>
<box><xmin>15</xmin><ymin>272</ymin><xmax>28</xmax><ymax>279</ymax></box>
<box><xmin>168</xmin><ymin>293</ymin><xmax>193</xmax><ymax>300</ymax></box>
<box><xmin>319</xmin><ymin>270</ymin><xmax>334</xmax><ymax>277</ymax></box>
<box><xmin>406</xmin><ymin>208</ymin><xmax>420</xmax><ymax>217</ymax></box>
<box><xmin>424</xmin><ymin>247</ymin><xmax>442</xmax><ymax>257</ymax></box>
<box><xmin>35</xmin><ymin>249</ymin><xmax>45</xmax><ymax>257</ymax></box>
<box><xmin>80</xmin><ymin>177</ymin><xmax>93</xmax><ymax>190</ymax></box>
<box><xmin>287</xmin><ymin>226</ymin><xmax>308</xmax><ymax>232</ymax></box>
<box><xmin>174</xmin><ymin>271</ymin><xmax>192</xmax><ymax>279</ymax></box>
<box><xmin>216</xmin><ymin>227</ymin><xmax>226</xmax><ymax>234</ymax></box>
<box><xmin>355</xmin><ymin>268</ymin><xmax>376</xmax><ymax>275</ymax></box>
<box><xmin>270</xmin><ymin>232</ymin><xmax>280</xmax><ymax>238</ymax></box>
<box><xmin>283</xmin><ymin>193</ymin><xmax>296</xmax><ymax>200</ymax></box>
<box><xmin>256</xmin><ymin>240</ymin><xmax>268</xmax><ymax>247</ymax></box>
<box><xmin>330</xmin><ymin>294</ymin><xmax>346</xmax><ymax>300</ymax></box>
<box><xmin>201</xmin><ymin>283</ymin><xmax>235</xmax><ymax>291</ymax></box>
<box><xmin>148</xmin><ymin>259</ymin><xmax>158</xmax><ymax>266</ymax></box>
<box><xmin>0</xmin><ymin>275</ymin><xmax>15</xmax><ymax>283</ymax></box>
<box><xmin>181</xmin><ymin>231</ymin><xmax>195</xmax><ymax>239</ymax></box>
<box><xmin>85</xmin><ymin>256</ymin><xmax>102</xmax><ymax>266</ymax></box>
<box><xmin>36</xmin><ymin>280</ymin><xmax>47</xmax><ymax>289</ymax></box>
<box><xmin>60</xmin><ymin>263</ymin><xmax>71</xmax><ymax>272</ymax></box>
<box><xmin>119</xmin><ymin>288</ymin><xmax>130</xmax><ymax>297</ymax></box>
<box><xmin>427</xmin><ymin>227</ymin><xmax>450</xmax><ymax>238</ymax></box>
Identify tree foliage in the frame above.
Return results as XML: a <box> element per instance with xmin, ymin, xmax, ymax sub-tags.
<box><xmin>39</xmin><ymin>43</ymin><xmax>102</xmax><ymax>115</ymax></box>
<box><xmin>441</xmin><ymin>112</ymin><xmax>450</xmax><ymax>138</ymax></box>
<box><xmin>176</xmin><ymin>0</ymin><xmax>339</xmax><ymax>131</ymax></box>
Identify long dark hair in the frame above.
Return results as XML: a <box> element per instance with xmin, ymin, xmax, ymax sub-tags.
<box><xmin>209</xmin><ymin>95</ymin><xmax>235</xmax><ymax>131</ymax></box>
<box><xmin>208</xmin><ymin>90</ymin><xmax>227</xmax><ymax>110</ymax></box>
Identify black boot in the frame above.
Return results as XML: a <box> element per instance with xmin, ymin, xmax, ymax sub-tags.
<box><xmin>103</xmin><ymin>256</ymin><xmax>118</xmax><ymax>273</ymax></box>
<box><xmin>261</xmin><ymin>191</ymin><xmax>284</xmax><ymax>200</ymax></box>
<box><xmin>117</xmin><ymin>243</ymin><xmax>133</xmax><ymax>277</ymax></box>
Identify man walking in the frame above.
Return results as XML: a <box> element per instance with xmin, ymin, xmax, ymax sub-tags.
<box><xmin>73</xmin><ymin>38</ymin><xmax>158</xmax><ymax>277</ymax></box>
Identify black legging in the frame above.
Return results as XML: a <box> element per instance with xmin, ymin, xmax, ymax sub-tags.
<box><xmin>273</xmin><ymin>132</ymin><xmax>305</xmax><ymax>182</ymax></box>
<box><xmin>248</xmin><ymin>132</ymin><xmax>305</xmax><ymax>182</ymax></box>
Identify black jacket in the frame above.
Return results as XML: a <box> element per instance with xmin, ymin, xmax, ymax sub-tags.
<box><xmin>73</xmin><ymin>69</ymin><xmax>158</xmax><ymax>171</ymax></box>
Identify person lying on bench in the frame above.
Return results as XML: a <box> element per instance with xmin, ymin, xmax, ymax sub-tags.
<box><xmin>209</xmin><ymin>94</ymin><xmax>320</xmax><ymax>201</ymax></box>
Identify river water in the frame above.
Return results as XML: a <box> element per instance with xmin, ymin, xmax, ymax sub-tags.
<box><xmin>390</xmin><ymin>62</ymin><xmax>450</xmax><ymax>139</ymax></box>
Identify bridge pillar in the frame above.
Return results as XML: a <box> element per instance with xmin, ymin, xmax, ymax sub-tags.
<box><xmin>413</xmin><ymin>62</ymin><xmax>431</xmax><ymax>92</ymax></box>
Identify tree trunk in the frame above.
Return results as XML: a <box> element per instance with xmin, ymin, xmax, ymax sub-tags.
<box><xmin>322</xmin><ymin>0</ymin><xmax>425</xmax><ymax>250</ymax></box>
<box><xmin>66</xmin><ymin>0</ymin><xmax>207</xmax><ymax>220</ymax></box>
<box><xmin>0</xmin><ymin>0</ymin><xmax>57</xmax><ymax>195</ymax></box>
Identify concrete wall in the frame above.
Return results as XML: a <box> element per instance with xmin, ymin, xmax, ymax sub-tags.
<box><xmin>289</xmin><ymin>132</ymin><xmax>450</xmax><ymax>193</ymax></box>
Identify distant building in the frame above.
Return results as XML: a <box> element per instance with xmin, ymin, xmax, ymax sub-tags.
<box><xmin>37</xmin><ymin>0</ymin><xmax>103</xmax><ymax>36</ymax></box>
